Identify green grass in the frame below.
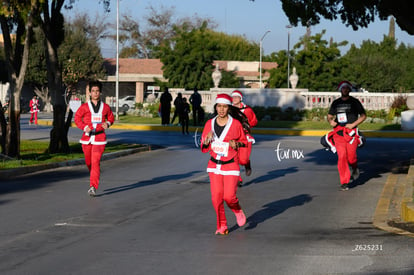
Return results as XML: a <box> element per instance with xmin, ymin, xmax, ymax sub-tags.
<box><xmin>0</xmin><ymin>141</ymin><xmax>145</xmax><ymax>169</ymax></box>
<box><xmin>118</xmin><ymin>115</ymin><xmax>161</xmax><ymax>124</ymax></box>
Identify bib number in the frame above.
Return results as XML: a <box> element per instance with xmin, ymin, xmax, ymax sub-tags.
<box><xmin>92</xmin><ymin>113</ymin><xmax>102</xmax><ymax>123</ymax></box>
<box><xmin>337</xmin><ymin>113</ymin><xmax>348</xmax><ymax>124</ymax></box>
<box><xmin>92</xmin><ymin>113</ymin><xmax>102</xmax><ymax>128</ymax></box>
<box><xmin>211</xmin><ymin>141</ymin><xmax>229</xmax><ymax>157</ymax></box>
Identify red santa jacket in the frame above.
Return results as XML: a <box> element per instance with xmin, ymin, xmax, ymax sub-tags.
<box><xmin>201</xmin><ymin>115</ymin><xmax>247</xmax><ymax>176</ymax></box>
<box><xmin>239</xmin><ymin>102</ymin><xmax>258</xmax><ymax>128</ymax></box>
<box><xmin>238</xmin><ymin>102</ymin><xmax>257</xmax><ymax>143</ymax></box>
<box><xmin>30</xmin><ymin>99</ymin><xmax>39</xmax><ymax>113</ymax></box>
<box><xmin>74</xmin><ymin>101</ymin><xmax>115</xmax><ymax>145</ymax></box>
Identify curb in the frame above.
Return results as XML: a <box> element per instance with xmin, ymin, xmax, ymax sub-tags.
<box><xmin>401</xmin><ymin>159</ymin><xmax>414</xmax><ymax>222</ymax></box>
<box><xmin>0</xmin><ymin>145</ymin><xmax>151</xmax><ymax>180</ymax></box>
<box><xmin>373</xmin><ymin>158</ymin><xmax>414</xmax><ymax>237</ymax></box>
<box><xmin>372</xmin><ymin>173</ymin><xmax>414</xmax><ymax>237</ymax></box>
<box><xmin>37</xmin><ymin>119</ymin><xmax>414</xmax><ymax>138</ymax></box>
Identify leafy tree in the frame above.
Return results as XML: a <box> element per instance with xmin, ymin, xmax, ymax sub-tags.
<box><xmin>250</xmin><ymin>0</ymin><xmax>414</xmax><ymax>35</ymax></box>
<box><xmin>60</xmin><ymin>18</ymin><xmax>106</xmax><ymax>86</ymax></box>
<box><xmin>293</xmin><ymin>30</ymin><xmax>347</xmax><ymax>90</ymax></box>
<box><xmin>342</xmin><ymin>36</ymin><xmax>413</xmax><ymax>92</ymax></box>
<box><xmin>266</xmin><ymin>50</ymin><xmax>289</xmax><ymax>88</ymax></box>
<box><xmin>220</xmin><ymin>70</ymin><xmax>241</xmax><ymax>88</ymax></box>
<box><xmin>33</xmin><ymin>0</ymin><xmax>110</xmax><ymax>154</ymax></box>
<box><xmin>211</xmin><ymin>31</ymin><xmax>259</xmax><ymax>61</ymax></box>
<box><xmin>27</xmin><ymin>15</ymin><xmax>106</xmax><ymax>113</ymax></box>
<box><xmin>159</xmin><ymin>22</ymin><xmax>219</xmax><ymax>90</ymax></box>
<box><xmin>26</xmin><ymin>28</ymin><xmax>50</xmax><ymax>111</ymax></box>
<box><xmin>267</xmin><ymin>30</ymin><xmax>346</xmax><ymax>90</ymax></box>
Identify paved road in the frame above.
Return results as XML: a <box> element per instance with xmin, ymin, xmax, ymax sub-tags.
<box><xmin>1</xmin><ymin>115</ymin><xmax>414</xmax><ymax>274</ymax></box>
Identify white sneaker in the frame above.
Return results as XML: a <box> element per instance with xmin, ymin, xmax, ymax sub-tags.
<box><xmin>88</xmin><ymin>186</ymin><xmax>96</xmax><ymax>197</ymax></box>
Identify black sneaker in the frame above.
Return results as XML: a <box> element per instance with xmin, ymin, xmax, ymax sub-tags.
<box><xmin>341</xmin><ymin>183</ymin><xmax>349</xmax><ymax>191</ymax></box>
<box><xmin>351</xmin><ymin>167</ymin><xmax>360</xmax><ymax>181</ymax></box>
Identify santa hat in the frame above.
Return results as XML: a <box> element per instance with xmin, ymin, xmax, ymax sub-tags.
<box><xmin>215</xmin><ymin>93</ymin><xmax>232</xmax><ymax>105</ymax></box>
<box><xmin>337</xmin><ymin>81</ymin><xmax>353</xmax><ymax>91</ymax></box>
<box><xmin>231</xmin><ymin>90</ymin><xmax>243</xmax><ymax>100</ymax></box>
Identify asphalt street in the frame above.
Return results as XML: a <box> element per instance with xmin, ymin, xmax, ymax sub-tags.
<box><xmin>1</xmin><ymin>114</ymin><xmax>414</xmax><ymax>274</ymax></box>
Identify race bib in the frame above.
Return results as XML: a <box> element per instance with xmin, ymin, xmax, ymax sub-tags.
<box><xmin>92</xmin><ymin>113</ymin><xmax>102</xmax><ymax>123</ymax></box>
<box><xmin>337</xmin><ymin>113</ymin><xmax>348</xmax><ymax>123</ymax></box>
<box><xmin>91</xmin><ymin>113</ymin><xmax>102</xmax><ymax>128</ymax></box>
<box><xmin>211</xmin><ymin>141</ymin><xmax>229</xmax><ymax>157</ymax></box>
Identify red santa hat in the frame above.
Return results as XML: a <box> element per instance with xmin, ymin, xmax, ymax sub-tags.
<box><xmin>337</xmin><ymin>81</ymin><xmax>353</xmax><ymax>91</ymax></box>
<box><xmin>215</xmin><ymin>93</ymin><xmax>232</xmax><ymax>105</ymax></box>
<box><xmin>231</xmin><ymin>90</ymin><xmax>243</xmax><ymax>100</ymax></box>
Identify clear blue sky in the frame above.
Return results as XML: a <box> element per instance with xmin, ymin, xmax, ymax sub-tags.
<box><xmin>64</xmin><ymin>0</ymin><xmax>413</xmax><ymax>58</ymax></box>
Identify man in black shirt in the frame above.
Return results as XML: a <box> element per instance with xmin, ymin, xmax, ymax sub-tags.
<box><xmin>327</xmin><ymin>81</ymin><xmax>366</xmax><ymax>190</ymax></box>
<box><xmin>189</xmin><ymin>88</ymin><xmax>202</xmax><ymax>126</ymax></box>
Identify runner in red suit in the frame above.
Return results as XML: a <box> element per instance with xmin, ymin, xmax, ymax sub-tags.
<box><xmin>29</xmin><ymin>95</ymin><xmax>40</xmax><ymax>124</ymax></box>
<box><xmin>75</xmin><ymin>81</ymin><xmax>115</xmax><ymax>196</ymax></box>
<box><xmin>201</xmin><ymin>93</ymin><xmax>248</xmax><ymax>235</ymax></box>
<box><xmin>327</xmin><ymin>81</ymin><xmax>366</xmax><ymax>191</ymax></box>
<box><xmin>231</xmin><ymin>90</ymin><xmax>258</xmax><ymax>186</ymax></box>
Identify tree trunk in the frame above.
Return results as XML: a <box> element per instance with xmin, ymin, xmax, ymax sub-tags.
<box><xmin>0</xmin><ymin>11</ymin><xmax>33</xmax><ymax>158</ymax></box>
<box><xmin>0</xmin><ymin>103</ymin><xmax>7</xmax><ymax>155</ymax></box>
<box><xmin>41</xmin><ymin>0</ymin><xmax>70</xmax><ymax>154</ymax></box>
<box><xmin>49</xmin><ymin>104</ymin><xmax>69</xmax><ymax>153</ymax></box>
<box><xmin>5</xmin><ymin>105</ymin><xmax>20</xmax><ymax>158</ymax></box>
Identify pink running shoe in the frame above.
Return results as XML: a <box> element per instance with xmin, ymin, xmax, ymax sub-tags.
<box><xmin>234</xmin><ymin>210</ymin><xmax>246</xmax><ymax>227</ymax></box>
<box><xmin>215</xmin><ymin>226</ymin><xmax>229</xmax><ymax>235</ymax></box>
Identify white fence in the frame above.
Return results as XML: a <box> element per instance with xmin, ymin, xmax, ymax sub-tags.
<box><xmin>299</xmin><ymin>91</ymin><xmax>399</xmax><ymax>110</ymax></box>
<box><xmin>129</xmin><ymin>88</ymin><xmax>407</xmax><ymax>113</ymax></box>
<box><xmin>175</xmin><ymin>89</ymin><xmax>404</xmax><ymax>112</ymax></box>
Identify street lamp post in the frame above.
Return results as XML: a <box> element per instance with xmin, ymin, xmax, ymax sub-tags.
<box><xmin>259</xmin><ymin>30</ymin><xmax>271</xmax><ymax>89</ymax></box>
<box><xmin>286</xmin><ymin>25</ymin><xmax>292</xmax><ymax>89</ymax></box>
<box><xmin>115</xmin><ymin>0</ymin><xmax>120</xmax><ymax>120</ymax></box>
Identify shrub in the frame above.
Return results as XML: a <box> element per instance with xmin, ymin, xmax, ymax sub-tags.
<box><xmin>390</xmin><ymin>95</ymin><xmax>408</xmax><ymax>117</ymax></box>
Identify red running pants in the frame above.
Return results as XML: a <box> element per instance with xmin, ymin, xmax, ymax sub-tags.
<box><xmin>209</xmin><ymin>173</ymin><xmax>242</xmax><ymax>230</ymax></box>
<box><xmin>333</xmin><ymin>134</ymin><xmax>358</xmax><ymax>184</ymax></box>
<box><xmin>82</xmin><ymin>144</ymin><xmax>105</xmax><ymax>189</ymax></box>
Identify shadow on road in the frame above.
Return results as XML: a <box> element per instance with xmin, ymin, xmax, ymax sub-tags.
<box><xmin>99</xmin><ymin>170</ymin><xmax>204</xmax><ymax>196</ymax></box>
<box><xmin>0</xmin><ymin>169</ymin><xmax>89</xmax><ymax>196</ymax></box>
<box><xmin>231</xmin><ymin>194</ymin><xmax>313</xmax><ymax>231</ymax></box>
<box><xmin>305</xmin><ymin>138</ymin><xmax>412</xmax><ymax>190</ymax></box>
<box><xmin>241</xmin><ymin>167</ymin><xmax>298</xmax><ymax>187</ymax></box>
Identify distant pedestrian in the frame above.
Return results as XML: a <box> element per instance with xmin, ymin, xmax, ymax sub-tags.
<box><xmin>179</xmin><ymin>97</ymin><xmax>190</xmax><ymax>134</ymax></box>
<box><xmin>232</xmin><ymin>90</ymin><xmax>258</xmax><ymax>186</ymax></box>
<box><xmin>327</xmin><ymin>80</ymin><xmax>366</xmax><ymax>191</ymax></box>
<box><xmin>29</xmin><ymin>95</ymin><xmax>40</xmax><ymax>125</ymax></box>
<box><xmin>171</xmin><ymin>92</ymin><xmax>183</xmax><ymax>125</ymax></box>
<box><xmin>74</xmin><ymin>81</ymin><xmax>115</xmax><ymax>197</ymax></box>
<box><xmin>160</xmin><ymin>87</ymin><xmax>172</xmax><ymax>125</ymax></box>
<box><xmin>201</xmin><ymin>93</ymin><xmax>249</xmax><ymax>235</ymax></box>
<box><xmin>189</xmin><ymin>87</ymin><xmax>202</xmax><ymax>126</ymax></box>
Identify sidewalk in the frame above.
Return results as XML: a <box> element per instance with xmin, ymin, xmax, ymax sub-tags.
<box><xmin>373</xmin><ymin>160</ymin><xmax>414</xmax><ymax>237</ymax></box>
